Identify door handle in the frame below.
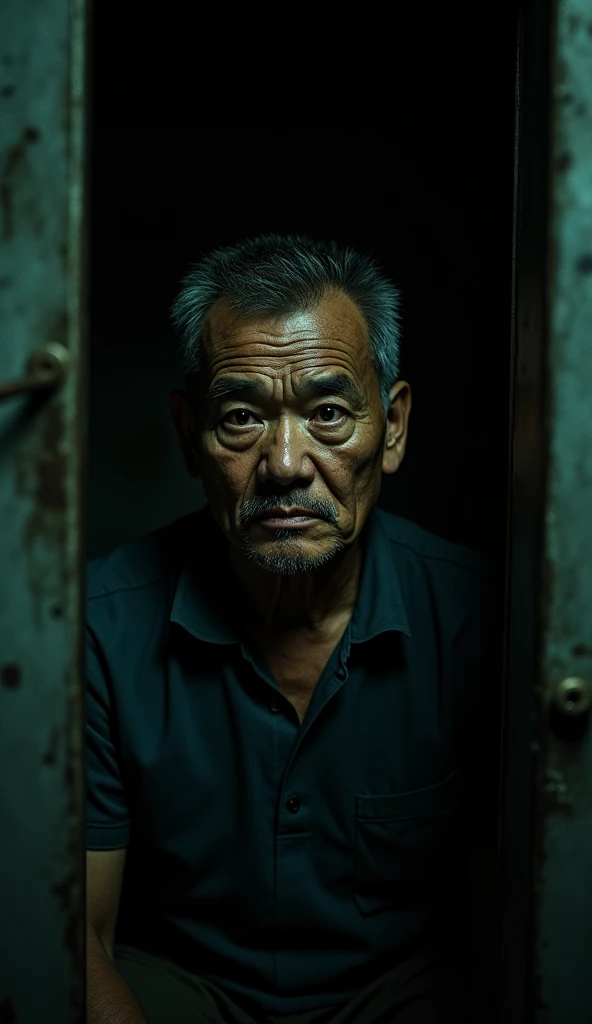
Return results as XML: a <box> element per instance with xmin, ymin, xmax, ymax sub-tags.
<box><xmin>0</xmin><ymin>342</ymin><xmax>70</xmax><ymax>400</ymax></box>
<box><xmin>549</xmin><ymin>676</ymin><xmax>592</xmax><ymax>739</ymax></box>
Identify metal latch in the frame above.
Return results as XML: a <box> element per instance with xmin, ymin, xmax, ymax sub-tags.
<box><xmin>0</xmin><ymin>342</ymin><xmax>70</xmax><ymax>400</ymax></box>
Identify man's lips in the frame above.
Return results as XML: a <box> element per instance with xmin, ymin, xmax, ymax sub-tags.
<box><xmin>257</xmin><ymin>508</ymin><xmax>319</xmax><ymax>519</ymax></box>
<box><xmin>253</xmin><ymin>509</ymin><xmax>323</xmax><ymax>528</ymax></box>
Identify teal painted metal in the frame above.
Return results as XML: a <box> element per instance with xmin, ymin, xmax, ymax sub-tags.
<box><xmin>534</xmin><ymin>1</ymin><xmax>592</xmax><ymax>1021</ymax></box>
<box><xmin>0</xmin><ymin>1</ymin><xmax>87</xmax><ymax>1021</ymax></box>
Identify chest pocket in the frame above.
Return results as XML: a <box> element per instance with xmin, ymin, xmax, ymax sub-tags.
<box><xmin>353</xmin><ymin>769</ymin><xmax>461</xmax><ymax>915</ymax></box>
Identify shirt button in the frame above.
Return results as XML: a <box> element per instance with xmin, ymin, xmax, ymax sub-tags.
<box><xmin>269</xmin><ymin>697</ymin><xmax>282</xmax><ymax>713</ymax></box>
<box><xmin>286</xmin><ymin>796</ymin><xmax>301</xmax><ymax>814</ymax></box>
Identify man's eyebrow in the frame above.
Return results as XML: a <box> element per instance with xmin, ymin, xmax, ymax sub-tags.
<box><xmin>295</xmin><ymin>373</ymin><xmax>367</xmax><ymax>409</ymax></box>
<box><xmin>204</xmin><ymin>378</ymin><xmax>267</xmax><ymax>403</ymax></box>
<box><xmin>204</xmin><ymin>373</ymin><xmax>367</xmax><ymax>409</ymax></box>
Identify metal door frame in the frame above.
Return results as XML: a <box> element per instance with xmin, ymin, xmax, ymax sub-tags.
<box><xmin>0</xmin><ymin>1</ymin><xmax>88</xmax><ymax>1021</ymax></box>
<box><xmin>500</xmin><ymin>0</ymin><xmax>592</xmax><ymax>1019</ymax></box>
<box><xmin>499</xmin><ymin>0</ymin><xmax>551</xmax><ymax>1019</ymax></box>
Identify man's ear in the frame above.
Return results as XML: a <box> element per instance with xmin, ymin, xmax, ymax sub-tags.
<box><xmin>170</xmin><ymin>389</ymin><xmax>201</xmax><ymax>480</ymax></box>
<box><xmin>382</xmin><ymin>380</ymin><xmax>412</xmax><ymax>476</ymax></box>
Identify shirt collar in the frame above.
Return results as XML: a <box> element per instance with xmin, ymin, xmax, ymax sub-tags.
<box><xmin>171</xmin><ymin>503</ymin><xmax>411</xmax><ymax>645</ymax></box>
<box><xmin>170</xmin><ymin>504</ymin><xmax>241</xmax><ymax>644</ymax></box>
<box><xmin>349</xmin><ymin>506</ymin><xmax>411</xmax><ymax>643</ymax></box>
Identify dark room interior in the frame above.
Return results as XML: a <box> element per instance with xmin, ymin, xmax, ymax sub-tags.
<box><xmin>88</xmin><ymin>14</ymin><xmax>517</xmax><ymax>569</ymax></box>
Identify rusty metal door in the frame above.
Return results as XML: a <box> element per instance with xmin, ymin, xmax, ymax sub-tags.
<box><xmin>501</xmin><ymin>0</ymin><xmax>592</xmax><ymax>1021</ymax></box>
<box><xmin>0</xmin><ymin>1</ymin><xmax>87</xmax><ymax>1021</ymax></box>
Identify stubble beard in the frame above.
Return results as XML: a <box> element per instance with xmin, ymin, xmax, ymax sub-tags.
<box><xmin>241</xmin><ymin>528</ymin><xmax>346</xmax><ymax>575</ymax></box>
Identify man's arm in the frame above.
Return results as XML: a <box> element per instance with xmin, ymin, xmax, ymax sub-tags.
<box><xmin>87</xmin><ymin>929</ymin><xmax>149</xmax><ymax>1024</ymax></box>
<box><xmin>86</xmin><ymin>849</ymin><xmax>148</xmax><ymax>1024</ymax></box>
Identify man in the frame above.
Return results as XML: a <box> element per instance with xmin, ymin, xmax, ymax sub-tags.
<box><xmin>86</xmin><ymin>235</ymin><xmax>499</xmax><ymax>1024</ymax></box>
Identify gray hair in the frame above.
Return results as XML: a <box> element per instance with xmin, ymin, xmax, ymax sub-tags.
<box><xmin>171</xmin><ymin>234</ymin><xmax>402</xmax><ymax>412</ymax></box>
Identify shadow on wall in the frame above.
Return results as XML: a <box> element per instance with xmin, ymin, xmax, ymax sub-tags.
<box><xmin>87</xmin><ymin>323</ymin><xmax>206</xmax><ymax>559</ymax></box>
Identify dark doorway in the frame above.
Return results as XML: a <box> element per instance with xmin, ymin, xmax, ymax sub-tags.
<box><xmin>88</xmin><ymin>14</ymin><xmax>521</xmax><ymax>1020</ymax></box>
<box><xmin>88</xmin><ymin>14</ymin><xmax>518</xmax><ymax>565</ymax></box>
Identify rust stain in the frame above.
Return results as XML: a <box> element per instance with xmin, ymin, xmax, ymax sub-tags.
<box><xmin>13</xmin><ymin>398</ymin><xmax>68</xmax><ymax>629</ymax></box>
<box><xmin>1</xmin><ymin>663</ymin><xmax>21</xmax><ymax>689</ymax></box>
<box><xmin>37</xmin><ymin>406</ymin><xmax>67</xmax><ymax>511</ymax></box>
<box><xmin>576</xmin><ymin>253</ymin><xmax>592</xmax><ymax>274</ymax></box>
<box><xmin>14</xmin><ymin>401</ymin><xmax>66</xmax><ymax>509</ymax></box>
<box><xmin>43</xmin><ymin>724</ymin><xmax>61</xmax><ymax>766</ymax></box>
<box><xmin>52</xmin><ymin>867</ymin><xmax>80</xmax><ymax>955</ymax></box>
<box><xmin>556</xmin><ymin>151</ymin><xmax>572</xmax><ymax>171</ymax></box>
<box><xmin>572</xmin><ymin>643</ymin><xmax>592</xmax><ymax>656</ymax></box>
<box><xmin>568</xmin><ymin>13</ymin><xmax>582</xmax><ymax>35</ymax></box>
<box><xmin>60</xmin><ymin>662</ymin><xmax>85</xmax><ymax>962</ymax></box>
<box><xmin>0</xmin><ymin>126</ymin><xmax>41</xmax><ymax>241</ymax></box>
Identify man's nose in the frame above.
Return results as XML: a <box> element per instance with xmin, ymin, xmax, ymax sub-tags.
<box><xmin>257</xmin><ymin>414</ymin><xmax>315</xmax><ymax>486</ymax></box>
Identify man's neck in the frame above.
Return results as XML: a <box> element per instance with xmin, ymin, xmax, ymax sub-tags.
<box><xmin>228</xmin><ymin>539</ymin><xmax>364</xmax><ymax>635</ymax></box>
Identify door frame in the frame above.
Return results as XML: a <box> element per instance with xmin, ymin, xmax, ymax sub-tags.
<box><xmin>499</xmin><ymin>0</ymin><xmax>551</xmax><ymax>1019</ymax></box>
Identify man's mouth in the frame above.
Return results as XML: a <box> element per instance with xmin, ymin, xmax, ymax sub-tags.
<box><xmin>255</xmin><ymin>508</ymin><xmax>321</xmax><ymax>528</ymax></box>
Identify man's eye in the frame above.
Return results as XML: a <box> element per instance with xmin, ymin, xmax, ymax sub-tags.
<box><xmin>222</xmin><ymin>409</ymin><xmax>256</xmax><ymax>427</ymax></box>
<box><xmin>314</xmin><ymin>405</ymin><xmax>348</xmax><ymax>424</ymax></box>
<box><xmin>220</xmin><ymin>406</ymin><xmax>348</xmax><ymax>429</ymax></box>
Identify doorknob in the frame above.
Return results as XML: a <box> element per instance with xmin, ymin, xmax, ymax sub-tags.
<box><xmin>0</xmin><ymin>342</ymin><xmax>70</xmax><ymax>400</ymax></box>
<box><xmin>551</xmin><ymin>677</ymin><xmax>592</xmax><ymax>716</ymax></box>
<box><xmin>549</xmin><ymin>676</ymin><xmax>592</xmax><ymax>739</ymax></box>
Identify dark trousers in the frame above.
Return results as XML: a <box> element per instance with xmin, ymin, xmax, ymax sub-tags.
<box><xmin>113</xmin><ymin>943</ymin><xmax>471</xmax><ymax>1024</ymax></box>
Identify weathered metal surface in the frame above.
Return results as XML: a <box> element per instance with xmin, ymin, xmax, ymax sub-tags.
<box><xmin>533</xmin><ymin>1</ymin><xmax>592</xmax><ymax>1021</ymax></box>
<box><xmin>0</xmin><ymin>1</ymin><xmax>86</xmax><ymax>1021</ymax></box>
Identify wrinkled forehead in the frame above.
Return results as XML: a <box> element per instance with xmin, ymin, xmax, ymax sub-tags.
<box><xmin>201</xmin><ymin>292</ymin><xmax>373</xmax><ymax>375</ymax></box>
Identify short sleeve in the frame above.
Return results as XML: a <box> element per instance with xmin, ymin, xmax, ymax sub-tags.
<box><xmin>459</xmin><ymin>569</ymin><xmax>501</xmax><ymax>851</ymax></box>
<box><xmin>85</xmin><ymin>626</ymin><xmax>131</xmax><ymax>850</ymax></box>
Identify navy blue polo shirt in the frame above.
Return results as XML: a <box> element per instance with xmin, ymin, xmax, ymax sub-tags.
<box><xmin>86</xmin><ymin>502</ymin><xmax>498</xmax><ymax>1015</ymax></box>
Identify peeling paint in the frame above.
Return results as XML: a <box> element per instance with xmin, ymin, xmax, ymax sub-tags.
<box><xmin>0</xmin><ymin>1</ymin><xmax>86</xmax><ymax>1020</ymax></box>
<box><xmin>532</xmin><ymin>0</ymin><xmax>592</xmax><ymax>1018</ymax></box>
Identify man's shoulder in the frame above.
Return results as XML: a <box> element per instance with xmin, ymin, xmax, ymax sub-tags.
<box><xmin>86</xmin><ymin>509</ymin><xmax>202</xmax><ymax>604</ymax></box>
<box><xmin>374</xmin><ymin>506</ymin><xmax>491</xmax><ymax>580</ymax></box>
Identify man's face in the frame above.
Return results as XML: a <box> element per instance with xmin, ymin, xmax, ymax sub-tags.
<box><xmin>173</xmin><ymin>290</ymin><xmax>411</xmax><ymax>574</ymax></box>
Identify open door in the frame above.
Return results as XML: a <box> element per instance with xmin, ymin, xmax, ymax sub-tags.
<box><xmin>3</xmin><ymin>2</ymin><xmax>591</xmax><ymax>1020</ymax></box>
<box><xmin>501</xmin><ymin>0</ymin><xmax>592</xmax><ymax>1020</ymax></box>
<box><xmin>0</xmin><ymin>1</ymin><xmax>87</xmax><ymax>1021</ymax></box>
